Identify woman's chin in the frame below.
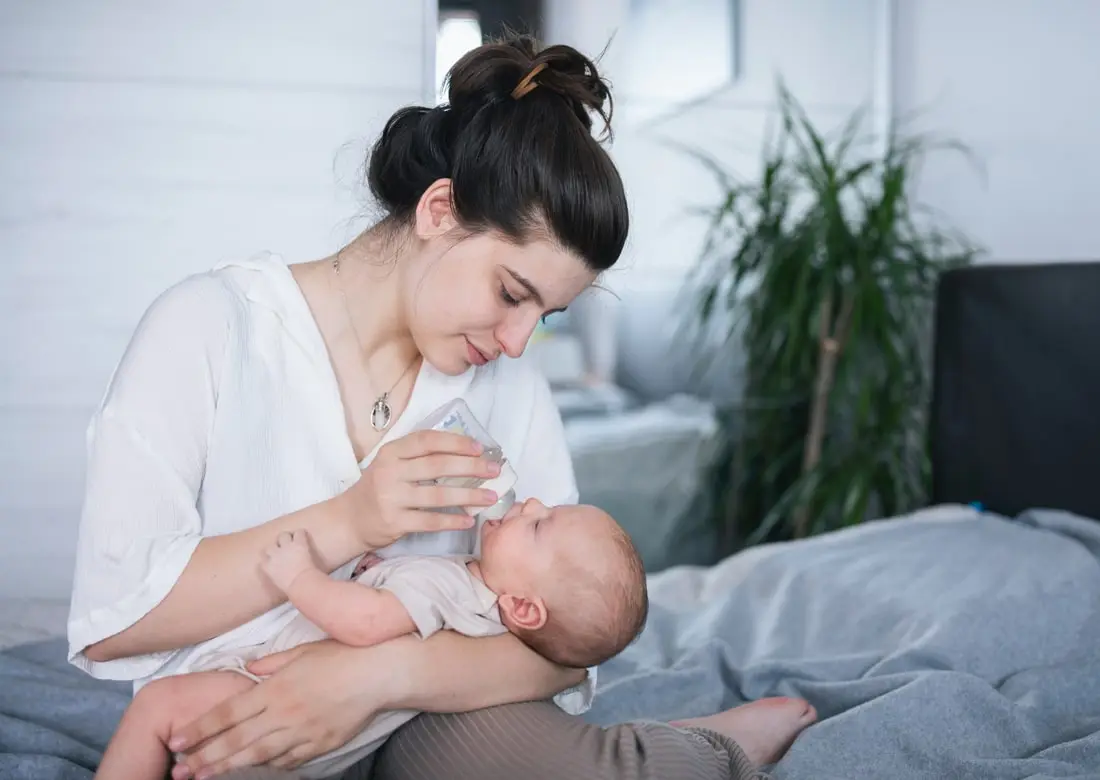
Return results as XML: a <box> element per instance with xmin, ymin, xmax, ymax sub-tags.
<box><xmin>423</xmin><ymin>349</ymin><xmax>477</xmax><ymax>377</ymax></box>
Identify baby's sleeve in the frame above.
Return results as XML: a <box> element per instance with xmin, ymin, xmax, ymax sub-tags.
<box><xmin>374</xmin><ymin>558</ymin><xmax>489</xmax><ymax>640</ymax></box>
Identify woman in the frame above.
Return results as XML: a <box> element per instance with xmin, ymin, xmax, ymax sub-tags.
<box><xmin>68</xmin><ymin>35</ymin><xmax>815</xmax><ymax>780</ymax></box>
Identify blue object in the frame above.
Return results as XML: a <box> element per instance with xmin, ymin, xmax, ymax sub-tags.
<box><xmin>969</xmin><ymin>501</ymin><xmax>984</xmax><ymax>512</ymax></box>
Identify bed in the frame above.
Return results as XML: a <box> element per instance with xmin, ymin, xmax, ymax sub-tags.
<box><xmin>4</xmin><ymin>262</ymin><xmax>1100</xmax><ymax>779</ymax></box>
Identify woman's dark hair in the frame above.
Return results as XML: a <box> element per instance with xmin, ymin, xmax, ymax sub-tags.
<box><xmin>366</xmin><ymin>34</ymin><xmax>628</xmax><ymax>272</ymax></box>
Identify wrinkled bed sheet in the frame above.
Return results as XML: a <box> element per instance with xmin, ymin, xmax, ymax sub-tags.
<box><xmin>588</xmin><ymin>506</ymin><xmax>1100</xmax><ymax>779</ymax></box>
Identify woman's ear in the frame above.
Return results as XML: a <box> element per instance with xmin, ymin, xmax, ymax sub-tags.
<box><xmin>497</xmin><ymin>593</ymin><xmax>548</xmax><ymax>632</ymax></box>
<box><xmin>414</xmin><ymin>179</ymin><xmax>458</xmax><ymax>238</ymax></box>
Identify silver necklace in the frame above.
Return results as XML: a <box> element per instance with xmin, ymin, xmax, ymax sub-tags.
<box><xmin>332</xmin><ymin>255</ymin><xmax>418</xmax><ymax>432</ymax></box>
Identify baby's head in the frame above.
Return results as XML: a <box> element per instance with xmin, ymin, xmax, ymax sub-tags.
<box><xmin>478</xmin><ymin>498</ymin><xmax>648</xmax><ymax>668</ymax></box>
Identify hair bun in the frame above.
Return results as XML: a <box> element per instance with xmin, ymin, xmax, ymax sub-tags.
<box><xmin>366</xmin><ymin>105</ymin><xmax>453</xmax><ymax>217</ymax></box>
<box><xmin>445</xmin><ymin>35</ymin><xmax>613</xmax><ymax>138</ymax></box>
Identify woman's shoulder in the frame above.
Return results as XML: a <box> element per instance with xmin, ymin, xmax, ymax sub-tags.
<box><xmin>135</xmin><ymin>270</ymin><xmax>242</xmax><ymax>347</ymax></box>
<box><xmin>139</xmin><ymin>253</ymin><xmax>287</xmax><ymax>335</ymax></box>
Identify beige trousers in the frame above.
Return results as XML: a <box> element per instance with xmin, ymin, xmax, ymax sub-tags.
<box><xmin>223</xmin><ymin>700</ymin><xmax>766</xmax><ymax>780</ymax></box>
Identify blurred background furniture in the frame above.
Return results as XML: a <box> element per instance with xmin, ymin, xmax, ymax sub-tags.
<box><xmin>931</xmin><ymin>261</ymin><xmax>1100</xmax><ymax>520</ymax></box>
<box><xmin>529</xmin><ymin>304</ymin><xmax>723</xmax><ymax>572</ymax></box>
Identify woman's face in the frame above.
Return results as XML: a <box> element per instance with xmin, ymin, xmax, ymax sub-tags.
<box><xmin>402</xmin><ymin>184</ymin><xmax>597</xmax><ymax>375</ymax></box>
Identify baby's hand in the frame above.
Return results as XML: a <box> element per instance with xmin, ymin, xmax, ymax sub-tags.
<box><xmin>261</xmin><ymin>530</ymin><xmax>316</xmax><ymax>592</ymax></box>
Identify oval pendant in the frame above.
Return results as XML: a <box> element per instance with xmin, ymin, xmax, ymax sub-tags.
<box><xmin>370</xmin><ymin>397</ymin><xmax>392</xmax><ymax>431</ymax></box>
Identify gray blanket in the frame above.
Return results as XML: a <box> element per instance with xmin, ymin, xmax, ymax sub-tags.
<box><xmin>588</xmin><ymin>506</ymin><xmax>1100</xmax><ymax>779</ymax></box>
<box><xmin>0</xmin><ymin>639</ymin><xmax>130</xmax><ymax>779</ymax></box>
<box><xmin>4</xmin><ymin>506</ymin><xmax>1100</xmax><ymax>779</ymax></box>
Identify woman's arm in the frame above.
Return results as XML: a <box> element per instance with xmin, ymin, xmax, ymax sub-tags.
<box><xmin>84</xmin><ymin>493</ymin><xmax>363</xmax><ymax>663</ymax></box>
<box><xmin>392</xmin><ymin>631</ymin><xmax>586</xmax><ymax>712</ymax></box>
<box><xmin>172</xmin><ymin>633</ymin><xmax>586</xmax><ymax>777</ymax></box>
<box><xmin>84</xmin><ymin>425</ymin><xmax>494</xmax><ymax>665</ymax></box>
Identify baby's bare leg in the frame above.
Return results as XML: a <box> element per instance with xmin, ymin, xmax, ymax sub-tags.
<box><xmin>95</xmin><ymin>671</ymin><xmax>255</xmax><ymax>780</ymax></box>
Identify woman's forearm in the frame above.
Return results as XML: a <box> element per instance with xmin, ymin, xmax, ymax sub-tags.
<box><xmin>390</xmin><ymin>631</ymin><xmax>586</xmax><ymax>713</ymax></box>
<box><xmin>84</xmin><ymin>494</ymin><xmax>364</xmax><ymax>662</ymax></box>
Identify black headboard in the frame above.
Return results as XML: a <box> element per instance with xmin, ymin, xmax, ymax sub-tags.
<box><xmin>930</xmin><ymin>262</ymin><xmax>1100</xmax><ymax>520</ymax></box>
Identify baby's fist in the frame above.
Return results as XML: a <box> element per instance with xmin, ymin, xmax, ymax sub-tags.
<box><xmin>261</xmin><ymin>530</ymin><xmax>315</xmax><ymax>592</ymax></box>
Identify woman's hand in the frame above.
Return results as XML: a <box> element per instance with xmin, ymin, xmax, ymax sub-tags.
<box><xmin>343</xmin><ymin>429</ymin><xmax>503</xmax><ymax>549</ymax></box>
<box><xmin>170</xmin><ymin>632</ymin><xmax>584</xmax><ymax>778</ymax></box>
<box><xmin>169</xmin><ymin>639</ymin><xmax>410</xmax><ymax>779</ymax></box>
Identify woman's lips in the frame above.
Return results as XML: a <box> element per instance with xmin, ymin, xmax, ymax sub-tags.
<box><xmin>466</xmin><ymin>339</ymin><xmax>490</xmax><ymax>366</ymax></box>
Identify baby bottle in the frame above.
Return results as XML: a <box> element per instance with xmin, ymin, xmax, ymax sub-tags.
<box><xmin>413</xmin><ymin>399</ymin><xmax>518</xmax><ymax>520</ymax></box>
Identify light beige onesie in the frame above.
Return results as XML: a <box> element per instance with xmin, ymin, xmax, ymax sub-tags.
<box><xmin>189</xmin><ymin>555</ymin><xmax>507</xmax><ymax>779</ymax></box>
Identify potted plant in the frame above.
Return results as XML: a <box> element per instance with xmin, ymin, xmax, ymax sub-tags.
<box><xmin>683</xmin><ymin>84</ymin><xmax>980</xmax><ymax>549</ymax></box>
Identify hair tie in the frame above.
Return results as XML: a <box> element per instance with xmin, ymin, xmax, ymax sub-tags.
<box><xmin>511</xmin><ymin>62</ymin><xmax>548</xmax><ymax>100</ymax></box>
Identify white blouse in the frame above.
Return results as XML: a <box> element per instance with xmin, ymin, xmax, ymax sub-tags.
<box><xmin>67</xmin><ymin>253</ymin><xmax>593</xmax><ymax>713</ymax></box>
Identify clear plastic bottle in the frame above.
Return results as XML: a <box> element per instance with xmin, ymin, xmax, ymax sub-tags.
<box><xmin>414</xmin><ymin>399</ymin><xmax>518</xmax><ymax>520</ymax></box>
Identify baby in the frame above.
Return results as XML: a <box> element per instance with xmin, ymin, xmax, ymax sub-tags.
<box><xmin>95</xmin><ymin>498</ymin><xmax>649</xmax><ymax>780</ymax></box>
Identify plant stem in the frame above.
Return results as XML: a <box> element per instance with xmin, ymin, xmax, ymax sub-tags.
<box><xmin>793</xmin><ymin>290</ymin><xmax>855</xmax><ymax>538</ymax></box>
<box><xmin>722</xmin><ymin>424</ymin><xmax>746</xmax><ymax>554</ymax></box>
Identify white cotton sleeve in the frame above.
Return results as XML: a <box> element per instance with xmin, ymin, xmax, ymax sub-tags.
<box><xmin>510</xmin><ymin>366</ymin><xmax>596</xmax><ymax>715</ymax></box>
<box><xmin>67</xmin><ymin>273</ymin><xmax>235</xmax><ymax>680</ymax></box>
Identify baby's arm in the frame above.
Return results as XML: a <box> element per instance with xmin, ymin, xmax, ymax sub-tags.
<box><xmin>261</xmin><ymin>531</ymin><xmax>416</xmax><ymax>647</ymax></box>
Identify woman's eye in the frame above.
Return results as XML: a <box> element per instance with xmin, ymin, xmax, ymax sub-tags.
<box><xmin>499</xmin><ymin>285</ymin><xmax>521</xmax><ymax>306</ymax></box>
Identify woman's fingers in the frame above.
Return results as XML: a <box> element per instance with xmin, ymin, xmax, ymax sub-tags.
<box><xmin>408</xmin><ymin>484</ymin><xmax>498</xmax><ymax>510</ymax></box>
<box><xmin>177</xmin><ymin>714</ymin><xmax>277</xmax><ymax>777</ymax></box>
<box><xmin>403</xmin><ymin>452</ymin><xmax>500</xmax><ymax>482</ymax></box>
<box><xmin>169</xmin><ymin>686</ymin><xmax>266</xmax><ymax>753</ymax></box>
<box><xmin>385</xmin><ymin>429</ymin><xmax>482</xmax><ymax>459</ymax></box>
<box><xmin>350</xmin><ymin>428</ymin><xmax>502</xmax><ymax>548</ymax></box>
<box><xmin>186</xmin><ymin>728</ymin><xmax>300</xmax><ymax>780</ymax></box>
<box><xmin>407</xmin><ymin>509</ymin><xmax>480</xmax><ymax>534</ymax></box>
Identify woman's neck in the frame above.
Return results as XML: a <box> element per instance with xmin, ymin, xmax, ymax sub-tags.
<box><xmin>329</xmin><ymin>229</ymin><xmax>418</xmax><ymax>367</ymax></box>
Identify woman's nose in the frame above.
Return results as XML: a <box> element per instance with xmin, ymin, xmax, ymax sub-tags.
<box><xmin>496</xmin><ymin>315</ymin><xmax>539</xmax><ymax>359</ymax></box>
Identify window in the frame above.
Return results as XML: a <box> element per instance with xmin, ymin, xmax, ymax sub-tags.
<box><xmin>435</xmin><ymin>10</ymin><xmax>482</xmax><ymax>104</ymax></box>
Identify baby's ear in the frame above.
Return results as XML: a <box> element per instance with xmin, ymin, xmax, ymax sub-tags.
<box><xmin>497</xmin><ymin>594</ymin><xmax>548</xmax><ymax>631</ymax></box>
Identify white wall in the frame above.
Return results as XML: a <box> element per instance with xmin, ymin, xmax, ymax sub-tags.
<box><xmin>894</xmin><ymin>0</ymin><xmax>1100</xmax><ymax>262</ymax></box>
<box><xmin>546</xmin><ymin>0</ymin><xmax>1100</xmax><ymax>400</ymax></box>
<box><xmin>0</xmin><ymin>1</ymin><xmax>435</xmax><ymax>598</ymax></box>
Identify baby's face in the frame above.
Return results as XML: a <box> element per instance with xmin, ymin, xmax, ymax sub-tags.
<box><xmin>478</xmin><ymin>498</ymin><xmax>610</xmax><ymax>596</ymax></box>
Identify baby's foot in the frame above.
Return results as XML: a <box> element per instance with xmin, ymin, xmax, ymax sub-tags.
<box><xmin>671</xmin><ymin>697</ymin><xmax>817</xmax><ymax>766</ymax></box>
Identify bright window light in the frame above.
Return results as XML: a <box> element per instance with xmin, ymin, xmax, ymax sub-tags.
<box><xmin>436</xmin><ymin>11</ymin><xmax>482</xmax><ymax>104</ymax></box>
